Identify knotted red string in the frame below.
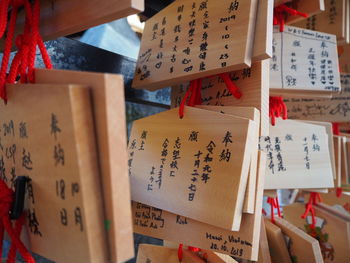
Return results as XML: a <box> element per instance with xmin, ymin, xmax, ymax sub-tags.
<box><xmin>178</xmin><ymin>73</ymin><xmax>241</xmax><ymax>118</ymax></box>
<box><xmin>0</xmin><ymin>180</ymin><xmax>35</xmax><ymax>263</ymax></box>
<box><xmin>0</xmin><ymin>0</ymin><xmax>52</xmax><ymax>102</ymax></box>
<box><xmin>274</xmin><ymin>4</ymin><xmax>308</xmax><ymax>32</ymax></box>
<box><xmin>301</xmin><ymin>192</ymin><xmax>321</xmax><ymax>230</ymax></box>
<box><xmin>267</xmin><ymin>197</ymin><xmax>282</xmax><ymax>224</ymax></box>
<box><xmin>269</xmin><ymin>96</ymin><xmax>288</xmax><ymax>126</ymax></box>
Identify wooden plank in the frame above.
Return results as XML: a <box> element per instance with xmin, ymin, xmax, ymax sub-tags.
<box><xmin>171</xmin><ymin>61</ymin><xmax>270</xmax><ymax>136</ymax></box>
<box><xmin>257</xmin><ymin>218</ymin><xmax>272</xmax><ymax>263</ymax></box>
<box><xmin>284</xmin><ymin>203</ymin><xmax>350</xmax><ymax>263</ymax></box>
<box><xmin>14</xmin><ymin>0</ymin><xmax>144</xmax><ymax>41</ymax></box>
<box><xmin>252</xmin><ymin>0</ymin><xmax>274</xmax><ymax>61</ymax></box>
<box><xmin>270</xmin><ymin>25</ymin><xmax>341</xmax><ymax>95</ymax></box>
<box><xmin>292</xmin><ymin>0</ymin><xmax>348</xmax><ymax>45</ymax></box>
<box><xmin>197</xmin><ymin>106</ymin><xmax>260</xmax><ymax>214</ymax></box>
<box><xmin>285</xmin><ymin>0</ymin><xmax>325</xmax><ymax>24</ymax></box>
<box><xmin>284</xmin><ymin>73</ymin><xmax>350</xmax><ymax>123</ymax></box>
<box><xmin>334</xmin><ymin>136</ymin><xmax>342</xmax><ymax>187</ymax></box>
<box><xmin>34</xmin><ymin>69</ymin><xmax>133</xmax><ymax>263</ymax></box>
<box><xmin>261</xmin><ymin>119</ymin><xmax>334</xmax><ymax>189</ymax></box>
<box><xmin>128</xmin><ymin>107</ymin><xmax>255</xmax><ymax>230</ymax></box>
<box><xmin>136</xmin><ymin>244</ymin><xmax>238</xmax><ymax>263</ymax></box>
<box><xmin>274</xmin><ymin>217</ymin><xmax>324</xmax><ymax>263</ymax></box>
<box><xmin>132</xmin><ymin>151</ymin><xmax>267</xmax><ymax>261</ymax></box>
<box><xmin>0</xmin><ymin>84</ymin><xmax>108</xmax><ymax>263</ymax></box>
<box><xmin>264</xmin><ymin>218</ymin><xmax>292</xmax><ymax>263</ymax></box>
<box><xmin>274</xmin><ymin>0</ymin><xmax>292</xmax><ymax>7</ymax></box>
<box><xmin>132</xmin><ymin>0</ymin><xmax>259</xmax><ymax>90</ymax></box>
<box><xmin>341</xmin><ymin>136</ymin><xmax>349</xmax><ymax>185</ymax></box>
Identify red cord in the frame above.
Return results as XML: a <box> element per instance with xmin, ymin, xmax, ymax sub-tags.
<box><xmin>332</xmin><ymin>123</ymin><xmax>340</xmax><ymax>136</ymax></box>
<box><xmin>178</xmin><ymin>244</ymin><xmax>183</xmax><ymax>262</ymax></box>
<box><xmin>267</xmin><ymin>197</ymin><xmax>282</xmax><ymax>224</ymax></box>
<box><xmin>336</xmin><ymin>187</ymin><xmax>343</xmax><ymax>198</ymax></box>
<box><xmin>0</xmin><ymin>0</ymin><xmax>52</xmax><ymax>102</ymax></box>
<box><xmin>269</xmin><ymin>96</ymin><xmax>288</xmax><ymax>126</ymax></box>
<box><xmin>274</xmin><ymin>4</ymin><xmax>308</xmax><ymax>32</ymax></box>
<box><xmin>0</xmin><ymin>180</ymin><xmax>35</xmax><ymax>263</ymax></box>
<box><xmin>301</xmin><ymin>192</ymin><xmax>321</xmax><ymax>229</ymax></box>
<box><xmin>178</xmin><ymin>74</ymin><xmax>242</xmax><ymax>118</ymax></box>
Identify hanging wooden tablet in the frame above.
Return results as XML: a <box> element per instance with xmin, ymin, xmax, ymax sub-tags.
<box><xmin>292</xmin><ymin>0</ymin><xmax>348</xmax><ymax>45</ymax></box>
<box><xmin>197</xmin><ymin>106</ymin><xmax>260</xmax><ymax>214</ymax></box>
<box><xmin>0</xmin><ymin>84</ymin><xmax>108</xmax><ymax>263</ymax></box>
<box><xmin>13</xmin><ymin>0</ymin><xmax>144</xmax><ymax>41</ymax></box>
<box><xmin>264</xmin><ymin>218</ymin><xmax>292</xmax><ymax>263</ymax></box>
<box><xmin>274</xmin><ymin>217</ymin><xmax>323</xmax><ymax>263</ymax></box>
<box><xmin>253</xmin><ymin>0</ymin><xmax>274</xmax><ymax>61</ymax></box>
<box><xmin>284</xmin><ymin>73</ymin><xmax>350</xmax><ymax>122</ymax></box>
<box><xmin>162</xmin><ymin>241</ymin><xmax>239</xmax><ymax>263</ymax></box>
<box><xmin>338</xmin><ymin>44</ymin><xmax>350</xmax><ymax>73</ymax></box>
<box><xmin>136</xmin><ymin>244</ymin><xmax>238</xmax><ymax>263</ymax></box>
<box><xmin>34</xmin><ymin>69</ymin><xmax>133</xmax><ymax>263</ymax></box>
<box><xmin>270</xmin><ymin>25</ymin><xmax>341</xmax><ymax>96</ymax></box>
<box><xmin>261</xmin><ymin>119</ymin><xmax>334</xmax><ymax>189</ymax></box>
<box><xmin>171</xmin><ymin>61</ymin><xmax>270</xmax><ymax>135</ymax></box>
<box><xmin>132</xmin><ymin>0</ymin><xmax>259</xmax><ymax>90</ymax></box>
<box><xmin>256</xmin><ymin>219</ymin><xmax>272</xmax><ymax>263</ymax></box>
<box><xmin>129</xmin><ymin>107</ymin><xmax>256</xmax><ymax>230</ymax></box>
<box><xmin>284</xmin><ymin>203</ymin><xmax>350</xmax><ymax>263</ymax></box>
<box><xmin>284</xmin><ymin>0</ymin><xmax>325</xmax><ymax>24</ymax></box>
<box><xmin>132</xmin><ymin>151</ymin><xmax>267</xmax><ymax>261</ymax></box>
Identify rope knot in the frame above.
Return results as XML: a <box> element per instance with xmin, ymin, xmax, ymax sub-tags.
<box><xmin>274</xmin><ymin>4</ymin><xmax>308</xmax><ymax>32</ymax></box>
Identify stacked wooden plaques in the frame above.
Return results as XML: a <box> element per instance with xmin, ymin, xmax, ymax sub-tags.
<box><xmin>0</xmin><ymin>69</ymin><xmax>133</xmax><ymax>263</ymax></box>
<box><xmin>130</xmin><ymin>0</ymin><xmax>275</xmax><ymax>261</ymax></box>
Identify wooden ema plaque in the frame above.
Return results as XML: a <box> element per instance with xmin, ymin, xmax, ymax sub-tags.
<box><xmin>132</xmin><ymin>0</ymin><xmax>259</xmax><ymax>90</ymax></box>
<box><xmin>171</xmin><ymin>61</ymin><xmax>270</xmax><ymax>136</ymax></box>
<box><xmin>128</xmin><ymin>107</ymin><xmax>255</xmax><ymax>230</ymax></box>
<box><xmin>274</xmin><ymin>217</ymin><xmax>323</xmax><ymax>263</ymax></box>
<box><xmin>132</xmin><ymin>152</ymin><xmax>267</xmax><ymax>261</ymax></box>
<box><xmin>284</xmin><ymin>0</ymin><xmax>325</xmax><ymax>24</ymax></box>
<box><xmin>0</xmin><ymin>84</ymin><xmax>108</xmax><ymax>263</ymax></box>
<box><xmin>197</xmin><ymin>106</ymin><xmax>260</xmax><ymax>214</ymax></box>
<box><xmin>270</xmin><ymin>25</ymin><xmax>341</xmax><ymax>95</ymax></box>
<box><xmin>261</xmin><ymin>119</ymin><xmax>334</xmax><ymax>190</ymax></box>
<box><xmin>256</xmin><ymin>219</ymin><xmax>272</xmax><ymax>263</ymax></box>
<box><xmin>284</xmin><ymin>73</ymin><xmax>350</xmax><ymax>123</ymax></box>
<box><xmin>292</xmin><ymin>0</ymin><xmax>348</xmax><ymax>45</ymax></box>
<box><xmin>284</xmin><ymin>203</ymin><xmax>350</xmax><ymax>263</ymax></box>
<box><xmin>136</xmin><ymin>244</ymin><xmax>238</xmax><ymax>263</ymax></box>
<box><xmin>15</xmin><ymin>0</ymin><xmax>144</xmax><ymax>41</ymax></box>
<box><xmin>34</xmin><ymin>69</ymin><xmax>133</xmax><ymax>263</ymax></box>
<box><xmin>264</xmin><ymin>219</ymin><xmax>292</xmax><ymax>263</ymax></box>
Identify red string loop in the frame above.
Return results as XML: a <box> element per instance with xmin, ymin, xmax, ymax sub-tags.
<box><xmin>269</xmin><ymin>96</ymin><xmax>288</xmax><ymax>126</ymax></box>
<box><xmin>267</xmin><ymin>197</ymin><xmax>282</xmax><ymax>224</ymax></box>
<box><xmin>274</xmin><ymin>4</ymin><xmax>308</xmax><ymax>32</ymax></box>
<box><xmin>301</xmin><ymin>192</ymin><xmax>321</xmax><ymax>229</ymax></box>
<box><xmin>0</xmin><ymin>180</ymin><xmax>35</xmax><ymax>263</ymax></box>
<box><xmin>178</xmin><ymin>74</ymin><xmax>241</xmax><ymax>118</ymax></box>
<box><xmin>0</xmin><ymin>0</ymin><xmax>52</xmax><ymax>102</ymax></box>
